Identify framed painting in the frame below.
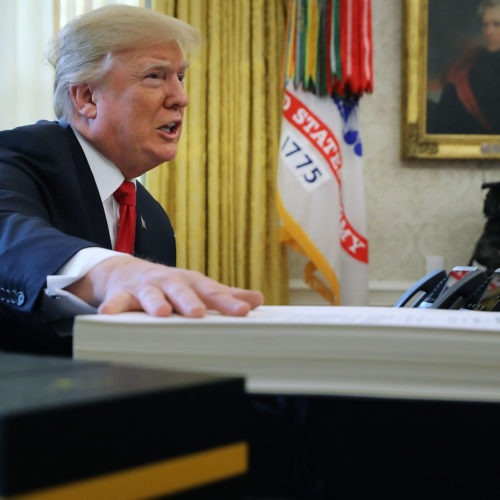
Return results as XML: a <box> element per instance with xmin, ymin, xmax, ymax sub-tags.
<box><xmin>402</xmin><ymin>0</ymin><xmax>500</xmax><ymax>160</ymax></box>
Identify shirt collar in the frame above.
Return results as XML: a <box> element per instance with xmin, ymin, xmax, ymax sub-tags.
<box><xmin>72</xmin><ymin>128</ymin><xmax>135</xmax><ymax>202</ymax></box>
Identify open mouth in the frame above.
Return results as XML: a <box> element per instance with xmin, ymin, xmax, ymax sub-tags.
<box><xmin>157</xmin><ymin>121</ymin><xmax>180</xmax><ymax>135</ymax></box>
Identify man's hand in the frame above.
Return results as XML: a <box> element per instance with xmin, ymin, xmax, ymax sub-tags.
<box><xmin>66</xmin><ymin>255</ymin><xmax>264</xmax><ymax>317</ymax></box>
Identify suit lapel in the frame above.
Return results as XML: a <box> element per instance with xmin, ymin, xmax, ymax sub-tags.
<box><xmin>134</xmin><ymin>182</ymin><xmax>176</xmax><ymax>266</ymax></box>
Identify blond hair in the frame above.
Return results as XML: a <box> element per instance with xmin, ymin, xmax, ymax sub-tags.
<box><xmin>47</xmin><ymin>4</ymin><xmax>200</xmax><ymax>121</ymax></box>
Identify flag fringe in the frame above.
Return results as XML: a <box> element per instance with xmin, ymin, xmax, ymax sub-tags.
<box><xmin>277</xmin><ymin>194</ymin><xmax>341</xmax><ymax>305</ymax></box>
<box><xmin>284</xmin><ymin>0</ymin><xmax>373</xmax><ymax>98</ymax></box>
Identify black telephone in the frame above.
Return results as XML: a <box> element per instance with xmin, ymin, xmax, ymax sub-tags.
<box><xmin>467</xmin><ymin>268</ymin><xmax>500</xmax><ymax>311</ymax></box>
<box><xmin>394</xmin><ymin>266</ymin><xmax>491</xmax><ymax>310</ymax></box>
<box><xmin>392</xmin><ymin>268</ymin><xmax>448</xmax><ymax>308</ymax></box>
<box><xmin>430</xmin><ymin>268</ymin><xmax>489</xmax><ymax>310</ymax></box>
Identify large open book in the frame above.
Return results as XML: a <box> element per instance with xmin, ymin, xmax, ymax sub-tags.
<box><xmin>73</xmin><ymin>305</ymin><xmax>500</xmax><ymax>401</ymax></box>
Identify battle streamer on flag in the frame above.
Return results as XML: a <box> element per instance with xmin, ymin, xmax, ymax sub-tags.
<box><xmin>277</xmin><ymin>0</ymin><xmax>373</xmax><ymax>306</ymax></box>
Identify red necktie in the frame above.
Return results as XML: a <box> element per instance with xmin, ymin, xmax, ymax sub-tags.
<box><xmin>113</xmin><ymin>181</ymin><xmax>136</xmax><ymax>254</ymax></box>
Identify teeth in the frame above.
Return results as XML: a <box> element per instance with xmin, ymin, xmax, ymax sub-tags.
<box><xmin>160</xmin><ymin>122</ymin><xmax>176</xmax><ymax>133</ymax></box>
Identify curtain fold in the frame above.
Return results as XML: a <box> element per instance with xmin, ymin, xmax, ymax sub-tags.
<box><xmin>148</xmin><ymin>0</ymin><xmax>289</xmax><ymax>304</ymax></box>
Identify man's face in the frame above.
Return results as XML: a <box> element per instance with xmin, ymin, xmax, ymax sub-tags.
<box><xmin>89</xmin><ymin>41</ymin><xmax>189</xmax><ymax>178</ymax></box>
<box><xmin>482</xmin><ymin>5</ymin><xmax>500</xmax><ymax>52</ymax></box>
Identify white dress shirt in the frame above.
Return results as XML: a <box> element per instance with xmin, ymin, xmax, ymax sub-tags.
<box><xmin>43</xmin><ymin>129</ymin><xmax>135</xmax><ymax>324</ymax></box>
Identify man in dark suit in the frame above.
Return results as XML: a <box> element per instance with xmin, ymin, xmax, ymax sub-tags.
<box><xmin>0</xmin><ymin>5</ymin><xmax>263</xmax><ymax>356</ymax></box>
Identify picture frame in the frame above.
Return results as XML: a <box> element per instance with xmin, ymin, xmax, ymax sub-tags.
<box><xmin>401</xmin><ymin>0</ymin><xmax>500</xmax><ymax>160</ymax></box>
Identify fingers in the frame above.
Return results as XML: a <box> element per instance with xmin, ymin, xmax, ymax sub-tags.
<box><xmin>200</xmin><ymin>292</ymin><xmax>252</xmax><ymax>316</ymax></box>
<box><xmin>98</xmin><ymin>291</ymin><xmax>142</xmax><ymax>314</ymax></box>
<box><xmin>230</xmin><ymin>288</ymin><xmax>265</xmax><ymax>310</ymax></box>
<box><xmin>98</xmin><ymin>280</ymin><xmax>208</xmax><ymax>317</ymax></box>
<box><xmin>135</xmin><ymin>285</ymin><xmax>175</xmax><ymax>316</ymax></box>
<box><xmin>198</xmin><ymin>289</ymin><xmax>264</xmax><ymax>316</ymax></box>
<box><xmin>160</xmin><ymin>283</ymin><xmax>207</xmax><ymax>317</ymax></box>
<box><xmin>99</xmin><ymin>287</ymin><xmax>178</xmax><ymax>317</ymax></box>
<box><xmin>94</xmin><ymin>257</ymin><xmax>264</xmax><ymax>317</ymax></box>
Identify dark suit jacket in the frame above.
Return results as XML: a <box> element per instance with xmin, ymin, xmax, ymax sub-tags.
<box><xmin>0</xmin><ymin>121</ymin><xmax>176</xmax><ymax>356</ymax></box>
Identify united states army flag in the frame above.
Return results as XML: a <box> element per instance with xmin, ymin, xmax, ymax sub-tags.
<box><xmin>277</xmin><ymin>84</ymin><xmax>368</xmax><ymax>305</ymax></box>
<box><xmin>277</xmin><ymin>0</ymin><xmax>372</xmax><ymax>305</ymax></box>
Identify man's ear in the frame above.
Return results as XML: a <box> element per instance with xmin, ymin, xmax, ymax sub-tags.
<box><xmin>69</xmin><ymin>84</ymin><xmax>97</xmax><ymax>118</ymax></box>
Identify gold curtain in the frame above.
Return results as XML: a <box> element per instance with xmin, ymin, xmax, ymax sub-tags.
<box><xmin>147</xmin><ymin>0</ymin><xmax>289</xmax><ymax>304</ymax></box>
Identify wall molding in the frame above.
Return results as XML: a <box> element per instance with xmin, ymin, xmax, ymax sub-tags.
<box><xmin>288</xmin><ymin>279</ymin><xmax>415</xmax><ymax>307</ymax></box>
